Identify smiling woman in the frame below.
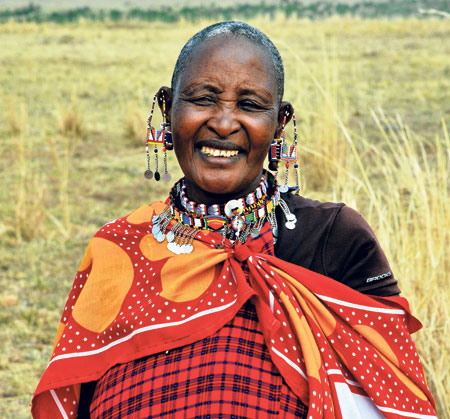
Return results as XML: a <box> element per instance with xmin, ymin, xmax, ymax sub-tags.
<box><xmin>31</xmin><ymin>21</ymin><xmax>437</xmax><ymax>419</ymax></box>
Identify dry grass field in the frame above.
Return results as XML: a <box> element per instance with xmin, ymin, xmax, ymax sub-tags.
<box><xmin>0</xmin><ymin>16</ymin><xmax>449</xmax><ymax>418</ymax></box>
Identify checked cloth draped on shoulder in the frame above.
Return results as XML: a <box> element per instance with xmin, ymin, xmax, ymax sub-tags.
<box><xmin>32</xmin><ymin>201</ymin><xmax>436</xmax><ymax>418</ymax></box>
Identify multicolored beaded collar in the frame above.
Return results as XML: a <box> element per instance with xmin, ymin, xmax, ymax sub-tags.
<box><xmin>152</xmin><ymin>171</ymin><xmax>297</xmax><ymax>254</ymax></box>
<box><xmin>179</xmin><ymin>175</ymin><xmax>269</xmax><ymax>217</ymax></box>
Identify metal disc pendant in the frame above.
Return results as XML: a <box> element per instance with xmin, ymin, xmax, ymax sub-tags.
<box><xmin>250</xmin><ymin>228</ymin><xmax>260</xmax><ymax>238</ymax></box>
<box><xmin>144</xmin><ymin>169</ymin><xmax>153</xmax><ymax>179</ymax></box>
<box><xmin>285</xmin><ymin>221</ymin><xmax>296</xmax><ymax>230</ymax></box>
<box><xmin>154</xmin><ymin>171</ymin><xmax>161</xmax><ymax>181</ymax></box>
<box><xmin>162</xmin><ymin>173</ymin><xmax>171</xmax><ymax>182</ymax></box>
<box><xmin>184</xmin><ymin>244</ymin><xmax>193</xmax><ymax>253</ymax></box>
<box><xmin>152</xmin><ymin>224</ymin><xmax>161</xmax><ymax>235</ymax></box>
<box><xmin>287</xmin><ymin>214</ymin><xmax>297</xmax><ymax>223</ymax></box>
<box><xmin>156</xmin><ymin>232</ymin><xmax>165</xmax><ymax>242</ymax></box>
<box><xmin>167</xmin><ymin>242</ymin><xmax>176</xmax><ymax>253</ymax></box>
<box><xmin>279</xmin><ymin>185</ymin><xmax>289</xmax><ymax>193</ymax></box>
<box><xmin>166</xmin><ymin>230</ymin><xmax>175</xmax><ymax>242</ymax></box>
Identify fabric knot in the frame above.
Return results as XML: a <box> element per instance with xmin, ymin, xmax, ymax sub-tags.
<box><xmin>233</xmin><ymin>242</ymin><xmax>253</xmax><ymax>262</ymax></box>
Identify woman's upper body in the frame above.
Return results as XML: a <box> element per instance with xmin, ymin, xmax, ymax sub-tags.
<box><xmin>32</xmin><ymin>21</ymin><xmax>435</xmax><ymax>419</ymax></box>
<box><xmin>76</xmin><ymin>193</ymin><xmax>400</xmax><ymax>418</ymax></box>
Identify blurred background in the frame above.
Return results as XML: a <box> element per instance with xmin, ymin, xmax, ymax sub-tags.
<box><xmin>0</xmin><ymin>1</ymin><xmax>449</xmax><ymax>417</ymax></box>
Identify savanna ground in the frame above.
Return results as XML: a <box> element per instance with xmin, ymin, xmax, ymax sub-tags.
<box><xmin>0</xmin><ymin>16</ymin><xmax>449</xmax><ymax>418</ymax></box>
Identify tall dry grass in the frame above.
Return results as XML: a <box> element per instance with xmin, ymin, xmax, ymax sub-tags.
<box><xmin>124</xmin><ymin>102</ymin><xmax>147</xmax><ymax>147</ymax></box>
<box><xmin>333</xmin><ymin>112</ymin><xmax>449</xmax><ymax>416</ymax></box>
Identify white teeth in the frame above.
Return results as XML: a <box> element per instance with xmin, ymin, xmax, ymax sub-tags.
<box><xmin>201</xmin><ymin>146</ymin><xmax>239</xmax><ymax>157</ymax></box>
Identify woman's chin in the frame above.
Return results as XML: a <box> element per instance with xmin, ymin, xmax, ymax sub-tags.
<box><xmin>199</xmin><ymin>178</ymin><xmax>243</xmax><ymax>196</ymax></box>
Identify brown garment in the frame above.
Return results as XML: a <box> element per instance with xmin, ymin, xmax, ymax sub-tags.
<box><xmin>275</xmin><ymin>193</ymin><xmax>400</xmax><ymax>296</ymax></box>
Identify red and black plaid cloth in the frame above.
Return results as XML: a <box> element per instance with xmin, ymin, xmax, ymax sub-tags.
<box><xmin>89</xmin><ymin>300</ymin><xmax>307</xmax><ymax>418</ymax></box>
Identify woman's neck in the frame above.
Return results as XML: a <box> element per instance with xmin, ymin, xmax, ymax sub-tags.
<box><xmin>183</xmin><ymin>172</ymin><xmax>264</xmax><ymax>205</ymax></box>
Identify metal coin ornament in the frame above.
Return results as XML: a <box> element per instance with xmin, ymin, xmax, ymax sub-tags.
<box><xmin>286</xmin><ymin>213</ymin><xmax>297</xmax><ymax>223</ymax></box>
<box><xmin>279</xmin><ymin>200</ymin><xmax>297</xmax><ymax>231</ymax></box>
<box><xmin>144</xmin><ymin>169</ymin><xmax>153</xmax><ymax>179</ymax></box>
<box><xmin>167</xmin><ymin>241</ymin><xmax>177</xmax><ymax>253</ymax></box>
<box><xmin>285</xmin><ymin>221</ymin><xmax>296</xmax><ymax>230</ymax></box>
<box><xmin>166</xmin><ymin>229</ymin><xmax>175</xmax><ymax>243</ymax></box>
<box><xmin>250</xmin><ymin>228</ymin><xmax>260</xmax><ymax>238</ymax></box>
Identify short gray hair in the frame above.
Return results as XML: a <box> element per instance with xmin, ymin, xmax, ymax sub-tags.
<box><xmin>171</xmin><ymin>21</ymin><xmax>285</xmax><ymax>103</ymax></box>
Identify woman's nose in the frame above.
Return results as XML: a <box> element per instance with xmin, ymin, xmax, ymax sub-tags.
<box><xmin>206</xmin><ymin>106</ymin><xmax>240</xmax><ymax>138</ymax></box>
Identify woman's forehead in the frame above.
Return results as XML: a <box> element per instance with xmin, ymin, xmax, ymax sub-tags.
<box><xmin>176</xmin><ymin>36</ymin><xmax>278</xmax><ymax>97</ymax></box>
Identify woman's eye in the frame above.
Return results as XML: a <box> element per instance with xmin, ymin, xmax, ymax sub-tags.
<box><xmin>239</xmin><ymin>100</ymin><xmax>263</xmax><ymax>111</ymax></box>
<box><xmin>191</xmin><ymin>96</ymin><xmax>215</xmax><ymax>105</ymax></box>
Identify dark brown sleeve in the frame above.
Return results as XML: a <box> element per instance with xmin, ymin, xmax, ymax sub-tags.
<box><xmin>324</xmin><ymin>206</ymin><xmax>401</xmax><ymax>296</ymax></box>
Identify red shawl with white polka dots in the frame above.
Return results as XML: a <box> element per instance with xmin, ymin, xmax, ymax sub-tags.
<box><xmin>32</xmin><ymin>201</ymin><xmax>436</xmax><ymax>418</ymax></box>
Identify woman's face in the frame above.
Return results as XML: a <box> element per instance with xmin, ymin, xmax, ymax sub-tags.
<box><xmin>165</xmin><ymin>36</ymin><xmax>289</xmax><ymax>203</ymax></box>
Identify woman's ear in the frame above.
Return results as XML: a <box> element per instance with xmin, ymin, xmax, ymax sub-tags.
<box><xmin>156</xmin><ymin>86</ymin><xmax>173</xmax><ymax>123</ymax></box>
<box><xmin>275</xmin><ymin>101</ymin><xmax>294</xmax><ymax>138</ymax></box>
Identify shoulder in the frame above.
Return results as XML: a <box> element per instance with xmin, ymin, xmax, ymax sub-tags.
<box><xmin>283</xmin><ymin>192</ymin><xmax>345</xmax><ymax>213</ymax></box>
<box><xmin>282</xmin><ymin>193</ymin><xmax>373</xmax><ymax>239</ymax></box>
<box><xmin>279</xmin><ymin>193</ymin><xmax>347</xmax><ymax>241</ymax></box>
<box><xmin>276</xmin><ymin>193</ymin><xmax>400</xmax><ymax>296</ymax></box>
<box><xmin>275</xmin><ymin>193</ymin><xmax>347</xmax><ymax>272</ymax></box>
<box><xmin>96</xmin><ymin>202</ymin><xmax>166</xmax><ymax>234</ymax></box>
<box><xmin>79</xmin><ymin>202</ymin><xmax>166</xmax><ymax>268</ymax></box>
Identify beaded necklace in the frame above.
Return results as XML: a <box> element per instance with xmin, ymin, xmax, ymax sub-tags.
<box><xmin>179</xmin><ymin>176</ymin><xmax>268</xmax><ymax>217</ymax></box>
<box><xmin>151</xmin><ymin>171</ymin><xmax>297</xmax><ymax>255</ymax></box>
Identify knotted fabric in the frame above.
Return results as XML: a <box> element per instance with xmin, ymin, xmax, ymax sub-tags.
<box><xmin>32</xmin><ymin>201</ymin><xmax>436</xmax><ymax>418</ymax></box>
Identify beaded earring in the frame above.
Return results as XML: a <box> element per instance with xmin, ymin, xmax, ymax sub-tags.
<box><xmin>144</xmin><ymin>92</ymin><xmax>172</xmax><ymax>182</ymax></box>
<box><xmin>268</xmin><ymin>110</ymin><xmax>300</xmax><ymax>194</ymax></box>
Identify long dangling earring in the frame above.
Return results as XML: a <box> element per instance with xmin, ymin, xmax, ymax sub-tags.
<box><xmin>161</xmin><ymin>95</ymin><xmax>172</xmax><ymax>182</ymax></box>
<box><xmin>292</xmin><ymin>114</ymin><xmax>301</xmax><ymax>195</ymax></box>
<box><xmin>144</xmin><ymin>92</ymin><xmax>172</xmax><ymax>182</ymax></box>
<box><xmin>279</xmin><ymin>112</ymin><xmax>300</xmax><ymax>194</ymax></box>
<box><xmin>268</xmin><ymin>110</ymin><xmax>301</xmax><ymax>194</ymax></box>
<box><xmin>268</xmin><ymin>111</ymin><xmax>287</xmax><ymax>178</ymax></box>
<box><xmin>144</xmin><ymin>95</ymin><xmax>157</xmax><ymax>180</ymax></box>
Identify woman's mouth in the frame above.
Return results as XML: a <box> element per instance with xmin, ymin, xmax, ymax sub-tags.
<box><xmin>200</xmin><ymin>146</ymin><xmax>240</xmax><ymax>158</ymax></box>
